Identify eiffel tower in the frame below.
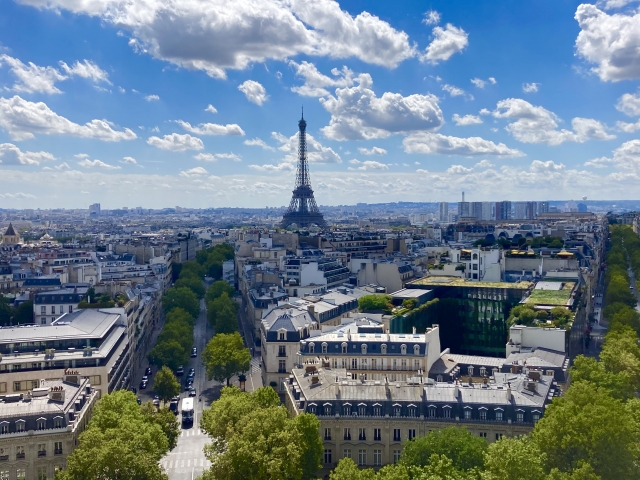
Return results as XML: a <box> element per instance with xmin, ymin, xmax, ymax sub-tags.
<box><xmin>280</xmin><ymin>111</ymin><xmax>327</xmax><ymax>229</ymax></box>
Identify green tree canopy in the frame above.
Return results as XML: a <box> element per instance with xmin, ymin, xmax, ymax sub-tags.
<box><xmin>148</xmin><ymin>339</ymin><xmax>187</xmax><ymax>372</ymax></box>
<box><xmin>153</xmin><ymin>366</ymin><xmax>181</xmax><ymax>404</ymax></box>
<box><xmin>202</xmin><ymin>332</ymin><xmax>250</xmax><ymax>386</ymax></box>
<box><xmin>358</xmin><ymin>294</ymin><xmax>392</xmax><ymax>313</ymax></box>
<box><xmin>206</xmin><ymin>292</ymin><xmax>238</xmax><ymax>333</ymax></box>
<box><xmin>174</xmin><ymin>276</ymin><xmax>205</xmax><ymax>298</ymax></box>
<box><xmin>481</xmin><ymin>437</ymin><xmax>546</xmax><ymax>480</ymax></box>
<box><xmin>141</xmin><ymin>403</ymin><xmax>180</xmax><ymax>451</ymax></box>
<box><xmin>179</xmin><ymin>260</ymin><xmax>205</xmax><ymax>279</ymax></box>
<box><xmin>205</xmin><ymin>280</ymin><xmax>235</xmax><ymax>304</ymax></box>
<box><xmin>400</xmin><ymin>426</ymin><xmax>487</xmax><ymax>472</ymax></box>
<box><xmin>162</xmin><ymin>287</ymin><xmax>200</xmax><ymax>318</ymax></box>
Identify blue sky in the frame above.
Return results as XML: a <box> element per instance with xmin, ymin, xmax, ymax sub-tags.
<box><xmin>1</xmin><ymin>0</ymin><xmax>640</xmax><ymax>208</ymax></box>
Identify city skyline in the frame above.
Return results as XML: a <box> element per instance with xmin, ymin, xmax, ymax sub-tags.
<box><xmin>1</xmin><ymin>1</ymin><xmax>640</xmax><ymax>208</ymax></box>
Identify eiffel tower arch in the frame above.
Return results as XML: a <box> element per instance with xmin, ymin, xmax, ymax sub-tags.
<box><xmin>280</xmin><ymin>112</ymin><xmax>328</xmax><ymax>229</ymax></box>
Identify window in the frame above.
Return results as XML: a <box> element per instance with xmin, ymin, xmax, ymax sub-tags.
<box><xmin>358</xmin><ymin>449</ymin><xmax>366</xmax><ymax>466</ymax></box>
<box><xmin>517</xmin><ymin>412</ymin><xmax>524</xmax><ymax>423</ymax></box>
<box><xmin>51</xmin><ymin>306</ymin><xmax>55</xmax><ymax>314</ymax></box>
<box><xmin>533</xmin><ymin>412</ymin><xmax>540</xmax><ymax>423</ymax></box>
<box><xmin>351</xmin><ymin>358</ymin><xmax>357</xmax><ymax>369</ymax></box>
<box><xmin>358</xmin><ymin>405</ymin><xmax>366</xmax><ymax>416</ymax></box>
<box><xmin>401</xmin><ymin>344</ymin><xmax>407</xmax><ymax>355</ymax></box>
<box><xmin>408</xmin><ymin>406</ymin><xmax>417</xmax><ymax>417</ymax></box>
<box><xmin>343</xmin><ymin>404</ymin><xmax>351</xmax><ymax>416</ymax></box>
<box><xmin>442</xmin><ymin>407</ymin><xmax>451</xmax><ymax>418</ymax></box>
<box><xmin>342</xmin><ymin>343</ymin><xmax>347</xmax><ymax>354</ymax></box>
<box><xmin>408</xmin><ymin>429</ymin><xmax>416</xmax><ymax>440</ymax></box>
<box><xmin>68</xmin><ymin>305</ymin><xmax>73</xmax><ymax>313</ymax></box>
<box><xmin>373</xmin><ymin>449</ymin><xmax>382</xmax><ymax>466</ymax></box>
<box><xmin>393</xmin><ymin>450</ymin><xmax>401</xmax><ymax>464</ymax></box>
<box><xmin>324</xmin><ymin>405</ymin><xmax>331</xmax><ymax>416</ymax></box>
<box><xmin>436</xmin><ymin>375</ymin><xmax>443</xmax><ymax>382</ymax></box>
<box><xmin>38</xmin><ymin>443</ymin><xmax>46</xmax><ymax>457</ymax></box>
<box><xmin>393</xmin><ymin>429</ymin><xmax>401</xmax><ymax>442</ymax></box>
<box><xmin>495</xmin><ymin>410</ymin><xmax>503</xmax><ymax>421</ymax></box>
<box><xmin>322</xmin><ymin>343</ymin><xmax>327</xmax><ymax>354</ymax></box>
<box><xmin>0</xmin><ymin>424</ymin><xmax>7</xmax><ymax>435</ymax></box>
<box><xmin>41</xmin><ymin>306</ymin><xmax>46</xmax><ymax>314</ymax></box>
<box><xmin>324</xmin><ymin>449</ymin><xmax>332</xmax><ymax>465</ymax></box>
<box><xmin>381</xmin><ymin>344</ymin><xmax>387</xmax><ymax>354</ymax></box>
<box><xmin>278</xmin><ymin>360</ymin><xmax>286</xmax><ymax>373</ymax></box>
<box><xmin>374</xmin><ymin>428</ymin><xmax>381</xmax><ymax>441</ymax></box>
<box><xmin>392</xmin><ymin>359</ymin><xmax>397</xmax><ymax>370</ymax></box>
<box><xmin>361</xmin><ymin>344</ymin><xmax>367</xmax><ymax>354</ymax></box>
<box><xmin>468</xmin><ymin>366</ymin><xmax>474</xmax><ymax>376</ymax></box>
<box><xmin>413</xmin><ymin>344</ymin><xmax>420</xmax><ymax>355</ymax></box>
<box><xmin>401</xmin><ymin>359</ymin><xmax>407</xmax><ymax>370</ymax></box>
<box><xmin>480</xmin><ymin>410</ymin><xmax>487</xmax><ymax>420</ymax></box>
<box><xmin>344</xmin><ymin>428</ymin><xmax>351</xmax><ymax>440</ymax></box>
<box><xmin>308</xmin><ymin>343</ymin><xmax>314</xmax><ymax>354</ymax></box>
<box><xmin>373</xmin><ymin>405</ymin><xmax>381</xmax><ymax>417</ymax></box>
<box><xmin>54</xmin><ymin>416</ymin><xmax>63</xmax><ymax>429</ymax></box>
<box><xmin>16</xmin><ymin>469</ymin><xmax>25</xmax><ymax>480</ymax></box>
<box><xmin>16</xmin><ymin>446</ymin><xmax>24</xmax><ymax>459</ymax></box>
<box><xmin>324</xmin><ymin>428</ymin><xmax>331</xmax><ymax>440</ymax></box>
<box><xmin>37</xmin><ymin>418</ymin><xmax>46</xmax><ymax>430</ymax></box>
<box><xmin>464</xmin><ymin>409</ymin><xmax>472</xmax><ymax>420</ymax></box>
<box><xmin>414</xmin><ymin>359</ymin><xmax>420</xmax><ymax>370</ymax></box>
<box><xmin>343</xmin><ymin>449</ymin><xmax>351</xmax><ymax>459</ymax></box>
<box><xmin>0</xmin><ymin>471</ymin><xmax>8</xmax><ymax>480</ymax></box>
<box><xmin>479</xmin><ymin>432</ymin><xmax>487</xmax><ymax>438</ymax></box>
<box><xmin>359</xmin><ymin>428</ymin><xmax>366</xmax><ymax>441</ymax></box>
<box><xmin>479</xmin><ymin>367</ymin><xmax>486</xmax><ymax>377</ymax></box>
<box><xmin>278</xmin><ymin>332</ymin><xmax>285</xmax><ymax>341</ymax></box>
<box><xmin>38</xmin><ymin>466</ymin><xmax>48</xmax><ymax>480</ymax></box>
<box><xmin>54</xmin><ymin>442</ymin><xmax>62</xmax><ymax>455</ymax></box>
<box><xmin>495</xmin><ymin>433</ymin><xmax>503</xmax><ymax>441</ymax></box>
<box><xmin>41</xmin><ymin>318</ymin><xmax>47</xmax><ymax>324</ymax></box>
<box><xmin>278</xmin><ymin>345</ymin><xmax>286</xmax><ymax>357</ymax></box>
<box><xmin>371</xmin><ymin>358</ymin><xmax>377</xmax><ymax>370</ymax></box>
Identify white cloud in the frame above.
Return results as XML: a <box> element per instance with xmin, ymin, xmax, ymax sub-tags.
<box><xmin>0</xmin><ymin>54</ymin><xmax>66</xmax><ymax>94</ymax></box>
<box><xmin>597</xmin><ymin>0</ymin><xmax>639</xmax><ymax>8</ymax></box>
<box><xmin>616</xmin><ymin>91</ymin><xmax>640</xmax><ymax>116</ymax></box>
<box><xmin>121</xmin><ymin>156</ymin><xmax>137</xmax><ymax>164</ymax></box>
<box><xmin>475</xmin><ymin>159</ymin><xmax>494</xmax><ymax>168</ymax></box>
<box><xmin>272</xmin><ymin>130</ymin><xmax>342</xmax><ymax>163</ymax></box>
<box><xmin>575</xmin><ymin>4</ymin><xmax>640</xmax><ymax>82</ymax></box>
<box><xmin>179</xmin><ymin>166</ymin><xmax>208</xmax><ymax>177</ymax></box>
<box><xmin>442</xmin><ymin>84</ymin><xmax>465</xmax><ymax>97</ymax></box>
<box><xmin>77</xmin><ymin>159</ymin><xmax>121</xmax><ymax>170</ymax></box>
<box><xmin>488</xmin><ymin>77</ymin><xmax>497</xmax><ymax>84</ymax></box>
<box><xmin>175</xmin><ymin>120</ymin><xmax>245</xmax><ymax>136</ymax></box>
<box><xmin>0</xmin><ymin>96</ymin><xmax>137</xmax><ymax>141</ymax></box>
<box><xmin>402</xmin><ymin>132</ymin><xmax>524</xmax><ymax>157</ymax></box>
<box><xmin>522</xmin><ymin>82</ymin><xmax>539</xmax><ymax>93</ymax></box>
<box><xmin>0</xmin><ymin>192</ymin><xmax>36</xmax><ymax>199</ymax></box>
<box><xmin>54</xmin><ymin>162</ymin><xmax>70</xmax><ymax>170</ymax></box>
<box><xmin>205</xmin><ymin>104</ymin><xmax>218</xmax><ymax>113</ymax></box>
<box><xmin>446</xmin><ymin>165</ymin><xmax>473</xmax><ymax>175</ymax></box>
<box><xmin>248</xmin><ymin>162</ymin><xmax>295</xmax><ymax>172</ymax></box>
<box><xmin>452</xmin><ymin>114</ymin><xmax>483</xmax><ymax>126</ymax></box>
<box><xmin>422</xmin><ymin>24</ymin><xmax>468</xmax><ymax>64</ymax></box>
<box><xmin>479</xmin><ymin>108</ymin><xmax>491</xmax><ymax>116</ymax></box>
<box><xmin>586</xmin><ymin>139</ymin><xmax>640</xmax><ymax>171</ymax></box>
<box><xmin>74</xmin><ymin>153</ymin><xmax>89</xmax><ymax>159</ymax></box>
<box><xmin>58</xmin><ymin>59</ymin><xmax>110</xmax><ymax>84</ymax></box>
<box><xmin>422</xmin><ymin>10</ymin><xmax>440</xmax><ymax>26</ymax></box>
<box><xmin>244</xmin><ymin>137</ymin><xmax>275</xmax><ymax>151</ymax></box>
<box><xmin>470</xmin><ymin>78</ymin><xmax>486</xmax><ymax>88</ymax></box>
<box><xmin>320</xmin><ymin>74</ymin><xmax>443</xmax><ymax>140</ymax></box>
<box><xmin>348</xmin><ymin>159</ymin><xmax>388</xmax><ymax>170</ymax></box>
<box><xmin>238</xmin><ymin>80</ymin><xmax>268</xmax><ymax>105</ymax></box>
<box><xmin>493</xmin><ymin>98</ymin><xmax>615</xmax><ymax>145</ymax></box>
<box><xmin>616</xmin><ymin>120</ymin><xmax>640</xmax><ymax>132</ymax></box>
<box><xmin>194</xmin><ymin>152</ymin><xmax>241</xmax><ymax>162</ymax></box>
<box><xmin>289</xmin><ymin>61</ymin><xmax>363</xmax><ymax>97</ymax></box>
<box><xmin>147</xmin><ymin>133</ymin><xmax>204</xmax><ymax>151</ymax></box>
<box><xmin>0</xmin><ymin>143</ymin><xmax>55</xmax><ymax>165</ymax></box>
<box><xmin>358</xmin><ymin>146</ymin><xmax>387</xmax><ymax>156</ymax></box>
<box><xmin>144</xmin><ymin>94</ymin><xmax>160</xmax><ymax>101</ymax></box>
<box><xmin>118</xmin><ymin>86</ymin><xmax>125</xmax><ymax>93</ymax></box>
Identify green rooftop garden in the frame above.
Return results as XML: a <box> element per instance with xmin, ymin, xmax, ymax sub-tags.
<box><xmin>410</xmin><ymin>276</ymin><xmax>532</xmax><ymax>289</ymax></box>
<box><xmin>525</xmin><ymin>282</ymin><xmax>575</xmax><ymax>306</ymax></box>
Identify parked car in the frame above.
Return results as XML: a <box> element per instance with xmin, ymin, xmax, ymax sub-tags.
<box><xmin>191</xmin><ymin>347</ymin><xmax>197</xmax><ymax>357</ymax></box>
<box><xmin>188</xmin><ymin>368</ymin><xmax>195</xmax><ymax>376</ymax></box>
<box><xmin>141</xmin><ymin>376</ymin><xmax>148</xmax><ymax>382</ymax></box>
<box><xmin>186</xmin><ymin>373</ymin><xmax>195</xmax><ymax>383</ymax></box>
<box><xmin>176</xmin><ymin>366</ymin><xmax>184</xmax><ymax>376</ymax></box>
<box><xmin>140</xmin><ymin>380</ymin><xmax>148</xmax><ymax>390</ymax></box>
<box><xmin>184</xmin><ymin>381</ymin><xmax>193</xmax><ymax>392</ymax></box>
<box><xmin>153</xmin><ymin>397</ymin><xmax>160</xmax><ymax>407</ymax></box>
<box><xmin>145</xmin><ymin>367</ymin><xmax>152</xmax><ymax>376</ymax></box>
<box><xmin>188</xmin><ymin>387</ymin><xmax>197</xmax><ymax>397</ymax></box>
<box><xmin>169</xmin><ymin>399</ymin><xmax>179</xmax><ymax>414</ymax></box>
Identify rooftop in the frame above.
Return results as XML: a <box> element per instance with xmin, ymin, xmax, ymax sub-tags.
<box><xmin>524</xmin><ymin>282</ymin><xmax>575</xmax><ymax>306</ymax></box>
<box><xmin>410</xmin><ymin>276</ymin><xmax>532</xmax><ymax>289</ymax></box>
<box><xmin>0</xmin><ymin>378</ymin><xmax>89</xmax><ymax>417</ymax></box>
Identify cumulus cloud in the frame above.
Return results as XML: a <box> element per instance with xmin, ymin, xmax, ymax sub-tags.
<box><xmin>0</xmin><ymin>192</ymin><xmax>36</xmax><ymax>199</ymax></box>
<box><xmin>121</xmin><ymin>156</ymin><xmax>137</xmax><ymax>164</ymax></box>
<box><xmin>248</xmin><ymin>162</ymin><xmax>295</xmax><ymax>172</ymax></box>
<box><xmin>147</xmin><ymin>133</ymin><xmax>204</xmax><ymax>151</ymax></box>
<box><xmin>452</xmin><ymin>114</ymin><xmax>483</xmax><ymax>126</ymax></box>
<box><xmin>238</xmin><ymin>80</ymin><xmax>268</xmax><ymax>105</ymax></box>
<box><xmin>320</xmin><ymin>74</ymin><xmax>443</xmax><ymax>140</ymax></box>
<box><xmin>194</xmin><ymin>152</ymin><xmax>241</xmax><ymax>162</ymax></box>
<box><xmin>522</xmin><ymin>82</ymin><xmax>540</xmax><ymax>93</ymax></box>
<box><xmin>175</xmin><ymin>120</ymin><xmax>245</xmax><ymax>136</ymax></box>
<box><xmin>616</xmin><ymin>119</ymin><xmax>640</xmax><ymax>132</ymax></box>
<box><xmin>205</xmin><ymin>104</ymin><xmax>218</xmax><ymax>113</ymax></box>
<box><xmin>442</xmin><ymin>84</ymin><xmax>466</xmax><ymax>97</ymax></box>
<box><xmin>585</xmin><ymin>139</ymin><xmax>640</xmax><ymax>171</ymax></box>
<box><xmin>272</xmin><ymin>131</ymin><xmax>341</xmax><ymax>163</ymax></box>
<box><xmin>422</xmin><ymin>24</ymin><xmax>468</xmax><ymax>64</ymax></box>
<box><xmin>0</xmin><ymin>143</ymin><xmax>55</xmax><ymax>165</ymax></box>
<box><xmin>0</xmin><ymin>96</ymin><xmax>136</xmax><ymax>141</ymax></box>
<box><xmin>575</xmin><ymin>4</ymin><xmax>640</xmax><ymax>82</ymax></box>
<box><xmin>348</xmin><ymin>159</ymin><xmax>388</xmax><ymax>170</ymax></box>
<box><xmin>289</xmin><ymin>61</ymin><xmax>363</xmax><ymax>97</ymax></box>
<box><xmin>77</xmin><ymin>159</ymin><xmax>121</xmax><ymax>169</ymax></box>
<box><xmin>244</xmin><ymin>137</ymin><xmax>275</xmax><ymax>151</ymax></box>
<box><xmin>0</xmin><ymin>55</ymin><xmax>109</xmax><ymax>94</ymax></box>
<box><xmin>470</xmin><ymin>78</ymin><xmax>486</xmax><ymax>88</ymax></box>
<box><xmin>493</xmin><ymin>98</ymin><xmax>615</xmax><ymax>145</ymax></box>
<box><xmin>144</xmin><ymin>94</ymin><xmax>160</xmax><ymax>101</ymax></box>
<box><xmin>358</xmin><ymin>146</ymin><xmax>387</xmax><ymax>156</ymax></box>
<box><xmin>179</xmin><ymin>166</ymin><xmax>208</xmax><ymax>177</ymax></box>
<box><xmin>423</xmin><ymin>10</ymin><xmax>441</xmax><ymax>26</ymax></box>
<box><xmin>403</xmin><ymin>132</ymin><xmax>524</xmax><ymax>157</ymax></box>
<box><xmin>616</xmin><ymin>91</ymin><xmax>640</xmax><ymax>116</ymax></box>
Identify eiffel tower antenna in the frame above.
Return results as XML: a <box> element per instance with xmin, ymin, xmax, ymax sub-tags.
<box><xmin>280</xmin><ymin>112</ymin><xmax>327</xmax><ymax>229</ymax></box>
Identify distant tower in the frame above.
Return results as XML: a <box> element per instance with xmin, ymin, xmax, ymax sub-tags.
<box><xmin>280</xmin><ymin>111</ymin><xmax>327</xmax><ymax>229</ymax></box>
<box><xmin>462</xmin><ymin>191</ymin><xmax>465</xmax><ymax>203</ymax></box>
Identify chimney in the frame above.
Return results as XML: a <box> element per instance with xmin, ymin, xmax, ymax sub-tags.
<box><xmin>506</xmin><ymin>382</ymin><xmax>512</xmax><ymax>402</ymax></box>
<box><xmin>308</xmin><ymin>305</ymin><xmax>315</xmax><ymax>318</ymax></box>
<box><xmin>412</xmin><ymin>326</ymin><xmax>416</xmax><ymax>335</ymax></box>
<box><xmin>48</xmin><ymin>386</ymin><xmax>66</xmax><ymax>403</ymax></box>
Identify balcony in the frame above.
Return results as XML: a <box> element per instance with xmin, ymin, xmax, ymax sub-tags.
<box><xmin>16</xmin><ymin>453</ymin><xmax>25</xmax><ymax>460</ymax></box>
<box><xmin>278</xmin><ymin>368</ymin><xmax>287</xmax><ymax>374</ymax></box>
<box><xmin>54</xmin><ymin>449</ymin><xmax>63</xmax><ymax>455</ymax></box>
<box><xmin>38</xmin><ymin>451</ymin><xmax>46</xmax><ymax>457</ymax></box>
<box><xmin>277</xmin><ymin>352</ymin><xmax>287</xmax><ymax>358</ymax></box>
<box><xmin>0</xmin><ymin>455</ymin><xmax>7</xmax><ymax>462</ymax></box>
<box><xmin>359</xmin><ymin>434</ymin><xmax>366</xmax><ymax>441</ymax></box>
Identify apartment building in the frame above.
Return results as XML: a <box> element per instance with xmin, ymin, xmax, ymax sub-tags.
<box><xmin>33</xmin><ymin>287</ymin><xmax>88</xmax><ymax>325</ymax></box>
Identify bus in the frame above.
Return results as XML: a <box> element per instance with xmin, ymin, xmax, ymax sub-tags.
<box><xmin>181</xmin><ymin>397</ymin><xmax>194</xmax><ymax>427</ymax></box>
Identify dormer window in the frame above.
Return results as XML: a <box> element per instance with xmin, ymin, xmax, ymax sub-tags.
<box><xmin>308</xmin><ymin>343</ymin><xmax>315</xmax><ymax>354</ymax></box>
<box><xmin>358</xmin><ymin>404</ymin><xmax>366</xmax><ymax>416</ymax></box>
<box><xmin>393</xmin><ymin>405</ymin><xmax>401</xmax><ymax>417</ymax></box>
<box><xmin>408</xmin><ymin>405</ymin><xmax>417</xmax><ymax>417</ymax></box>
<box><xmin>322</xmin><ymin>343</ymin><xmax>328</xmax><ymax>354</ymax></box>
<box><xmin>324</xmin><ymin>404</ymin><xmax>332</xmax><ymax>416</ymax></box>
<box><xmin>479</xmin><ymin>367</ymin><xmax>486</xmax><ymax>377</ymax></box>
<box><xmin>343</xmin><ymin>404</ymin><xmax>351</xmax><ymax>416</ymax></box>
<box><xmin>308</xmin><ymin>404</ymin><xmax>316</xmax><ymax>414</ymax></box>
<box><xmin>361</xmin><ymin>344</ymin><xmax>367</xmax><ymax>354</ymax></box>
<box><xmin>278</xmin><ymin>331</ymin><xmax>286</xmax><ymax>341</ymax></box>
<box><xmin>400</xmin><ymin>344</ymin><xmax>406</xmax><ymax>355</ymax></box>
<box><xmin>36</xmin><ymin>418</ymin><xmax>46</xmax><ymax>431</ymax></box>
<box><xmin>15</xmin><ymin>420</ymin><xmax>25</xmax><ymax>433</ymax></box>
<box><xmin>413</xmin><ymin>344</ymin><xmax>420</xmax><ymax>355</ymax></box>
<box><xmin>341</xmin><ymin>342</ymin><xmax>347</xmax><ymax>354</ymax></box>
<box><xmin>373</xmin><ymin>404</ymin><xmax>382</xmax><ymax>417</ymax></box>
<box><xmin>468</xmin><ymin>366</ymin><xmax>474</xmax><ymax>376</ymax></box>
<box><xmin>381</xmin><ymin>344</ymin><xmax>387</xmax><ymax>354</ymax></box>
<box><xmin>0</xmin><ymin>422</ymin><xmax>8</xmax><ymax>434</ymax></box>
<box><xmin>53</xmin><ymin>416</ymin><xmax>63</xmax><ymax>429</ymax></box>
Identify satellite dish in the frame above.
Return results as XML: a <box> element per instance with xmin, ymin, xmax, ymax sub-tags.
<box><xmin>582</xmin><ymin>196</ymin><xmax>587</xmax><ymax>201</ymax></box>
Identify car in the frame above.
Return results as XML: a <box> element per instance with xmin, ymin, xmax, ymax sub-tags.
<box><xmin>188</xmin><ymin>368</ymin><xmax>195</xmax><ymax>376</ymax></box>
<box><xmin>139</xmin><ymin>380</ymin><xmax>148</xmax><ymax>390</ymax></box>
<box><xmin>186</xmin><ymin>373</ymin><xmax>195</xmax><ymax>383</ymax></box>
<box><xmin>188</xmin><ymin>387</ymin><xmax>197</xmax><ymax>397</ymax></box>
<box><xmin>169</xmin><ymin>400</ymin><xmax>179</xmax><ymax>414</ymax></box>
<box><xmin>176</xmin><ymin>366</ymin><xmax>184</xmax><ymax>376</ymax></box>
<box><xmin>184</xmin><ymin>381</ymin><xmax>193</xmax><ymax>392</ymax></box>
<box><xmin>141</xmin><ymin>375</ymin><xmax>148</xmax><ymax>382</ymax></box>
<box><xmin>191</xmin><ymin>347</ymin><xmax>197</xmax><ymax>357</ymax></box>
<box><xmin>145</xmin><ymin>367</ymin><xmax>152</xmax><ymax>376</ymax></box>
<box><xmin>153</xmin><ymin>396</ymin><xmax>160</xmax><ymax>407</ymax></box>
<box><xmin>136</xmin><ymin>397</ymin><xmax>142</xmax><ymax>405</ymax></box>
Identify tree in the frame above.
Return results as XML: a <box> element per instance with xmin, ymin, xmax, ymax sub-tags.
<box><xmin>153</xmin><ymin>366</ymin><xmax>181</xmax><ymax>404</ymax></box>
<box><xmin>206</xmin><ymin>280</ymin><xmax>235</xmax><ymax>304</ymax></box>
<box><xmin>57</xmin><ymin>390</ymin><xmax>169</xmax><ymax>480</ymax></box>
<box><xmin>358</xmin><ymin>294</ymin><xmax>392</xmax><ymax>313</ymax></box>
<box><xmin>179</xmin><ymin>260</ymin><xmax>205</xmax><ymax>279</ymax></box>
<box><xmin>207</xmin><ymin>292</ymin><xmax>238</xmax><ymax>332</ymax></box>
<box><xmin>330</xmin><ymin>458</ymin><xmax>376</xmax><ymax>480</ymax></box>
<box><xmin>481</xmin><ymin>437</ymin><xmax>546</xmax><ymax>480</ymax></box>
<box><xmin>141</xmin><ymin>403</ymin><xmax>181</xmax><ymax>451</ymax></box>
<box><xmin>410</xmin><ymin>454</ymin><xmax>470</xmax><ymax>480</ymax></box>
<box><xmin>12</xmin><ymin>301</ymin><xmax>33</xmax><ymax>324</ymax></box>
<box><xmin>162</xmin><ymin>287</ymin><xmax>200</xmax><ymax>318</ymax></box>
<box><xmin>570</xmin><ymin>355</ymin><xmax>634</xmax><ymax>400</ymax></box>
<box><xmin>532</xmin><ymin>382</ymin><xmax>639</xmax><ymax>480</ymax></box>
<box><xmin>400</xmin><ymin>426</ymin><xmax>487</xmax><ymax>472</ymax></box>
<box><xmin>202</xmin><ymin>332</ymin><xmax>250</xmax><ymax>386</ymax></box>
<box><xmin>174</xmin><ymin>276</ymin><xmax>205</xmax><ymax>298</ymax></box>
<box><xmin>148</xmin><ymin>339</ymin><xmax>187</xmax><ymax>371</ymax></box>
<box><xmin>292</xmin><ymin>414</ymin><xmax>324</xmax><ymax>480</ymax></box>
